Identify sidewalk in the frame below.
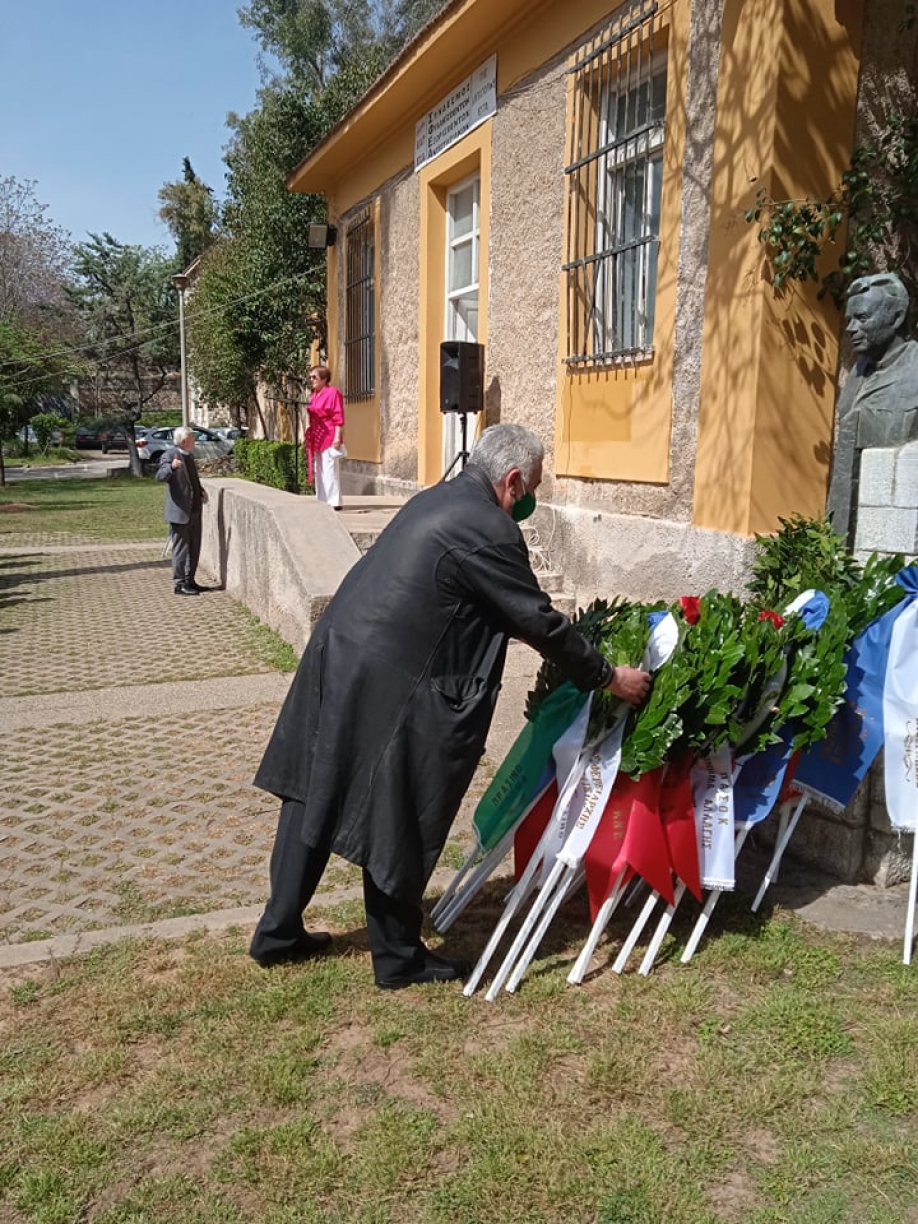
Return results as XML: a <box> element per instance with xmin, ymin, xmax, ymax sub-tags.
<box><xmin>0</xmin><ymin>521</ymin><xmax>911</xmax><ymax>972</ymax></box>
<box><xmin>0</xmin><ymin>526</ymin><xmax>541</xmax><ymax>968</ymax></box>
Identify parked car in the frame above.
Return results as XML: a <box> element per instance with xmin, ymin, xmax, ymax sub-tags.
<box><xmin>75</xmin><ymin>423</ymin><xmax>107</xmax><ymax>448</ymax></box>
<box><xmin>208</xmin><ymin>425</ymin><xmax>247</xmax><ymax>450</ymax></box>
<box><xmin>100</xmin><ymin>426</ymin><xmax>137</xmax><ymax>453</ymax></box>
<box><xmin>141</xmin><ymin>426</ymin><xmax>232</xmax><ymax>466</ymax></box>
<box><xmin>17</xmin><ymin>424</ymin><xmax>63</xmax><ymax>447</ymax></box>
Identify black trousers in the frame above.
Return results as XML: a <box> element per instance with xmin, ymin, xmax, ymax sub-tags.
<box><xmin>170</xmin><ymin>511</ymin><xmax>202</xmax><ymax>587</ymax></box>
<box><xmin>249</xmin><ymin>798</ymin><xmax>427</xmax><ymax>981</ymax></box>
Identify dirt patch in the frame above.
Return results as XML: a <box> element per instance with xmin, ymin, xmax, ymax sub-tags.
<box><xmin>0</xmin><ymin>502</ymin><xmax>34</xmax><ymax>512</ymax></box>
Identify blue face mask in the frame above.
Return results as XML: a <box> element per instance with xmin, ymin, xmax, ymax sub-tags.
<box><xmin>512</xmin><ymin>477</ymin><xmax>536</xmax><ymax>523</ymax></box>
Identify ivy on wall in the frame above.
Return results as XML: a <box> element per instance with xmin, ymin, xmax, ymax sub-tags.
<box><xmin>747</xmin><ymin>7</ymin><xmax>917</xmax><ymax>321</ymax></box>
<box><xmin>746</xmin><ymin>108</ymin><xmax>918</xmax><ymax>317</ymax></box>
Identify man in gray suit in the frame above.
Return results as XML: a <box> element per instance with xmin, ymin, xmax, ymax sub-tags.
<box><xmin>157</xmin><ymin>426</ymin><xmax>209</xmax><ymax>595</ymax></box>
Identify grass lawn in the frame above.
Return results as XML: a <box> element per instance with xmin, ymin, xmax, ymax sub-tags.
<box><xmin>1</xmin><ymin>895</ymin><xmax>916</xmax><ymax>1224</ymax></box>
<box><xmin>2</xmin><ymin>474</ymin><xmax>916</xmax><ymax>1223</ymax></box>
<box><xmin>0</xmin><ymin>474</ymin><xmax>165</xmax><ymax>541</ymax></box>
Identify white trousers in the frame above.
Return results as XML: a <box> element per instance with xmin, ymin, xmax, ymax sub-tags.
<box><xmin>314</xmin><ymin>448</ymin><xmax>341</xmax><ymax>507</ymax></box>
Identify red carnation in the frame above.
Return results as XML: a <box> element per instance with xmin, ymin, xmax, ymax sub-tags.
<box><xmin>758</xmin><ymin>609</ymin><xmax>785</xmax><ymax>628</ymax></box>
<box><xmin>679</xmin><ymin>596</ymin><xmax>701</xmax><ymax>625</ymax></box>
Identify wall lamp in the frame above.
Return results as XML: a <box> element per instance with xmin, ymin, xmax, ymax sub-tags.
<box><xmin>307</xmin><ymin>223</ymin><xmax>338</xmax><ymax>248</ymax></box>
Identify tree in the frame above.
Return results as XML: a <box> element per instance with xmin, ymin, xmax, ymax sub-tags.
<box><xmin>185</xmin><ymin>237</ymin><xmax>259</xmax><ymax>422</ymax></box>
<box><xmin>238</xmin><ymin>0</ymin><xmax>447</xmax><ymax>88</ymax></box>
<box><xmin>0</xmin><ymin>175</ymin><xmax>73</xmax><ymax>329</ymax></box>
<box><xmin>747</xmin><ymin>108</ymin><xmax>918</xmax><ymax>315</ymax></box>
<box><xmin>157</xmin><ymin>158</ymin><xmax>218</xmax><ymax>271</ymax></box>
<box><xmin>219</xmin><ymin>83</ymin><xmax>333</xmax><ymax>393</ymax></box>
<box><xmin>0</xmin><ymin>178</ymin><xmax>79</xmax><ymax>480</ymax></box>
<box><xmin>69</xmin><ymin>234</ymin><xmax>180</xmax><ymax>475</ymax></box>
<box><xmin>0</xmin><ymin>318</ymin><xmax>74</xmax><ymax>485</ymax></box>
<box><xmin>184</xmin><ymin>0</ymin><xmax>448</xmax><ymax>428</ymax></box>
<box><xmin>239</xmin><ymin>0</ymin><xmax>380</xmax><ymax>91</ymax></box>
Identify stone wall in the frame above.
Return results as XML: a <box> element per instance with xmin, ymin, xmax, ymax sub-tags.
<box><xmin>853</xmin><ymin>442</ymin><xmax>918</xmax><ymax>565</ymax></box>
<box><xmin>198</xmin><ymin>478</ymin><xmax>360</xmax><ymax>652</ymax></box>
<box><xmin>787</xmin><ymin>441</ymin><xmax>917</xmax><ymax>886</ymax></box>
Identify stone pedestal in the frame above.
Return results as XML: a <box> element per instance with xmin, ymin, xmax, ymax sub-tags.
<box><xmin>853</xmin><ymin>440</ymin><xmax>918</xmax><ymax>563</ymax></box>
<box><xmin>807</xmin><ymin>440</ymin><xmax>918</xmax><ymax>884</ymax></box>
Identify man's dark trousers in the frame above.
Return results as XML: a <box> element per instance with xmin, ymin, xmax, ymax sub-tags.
<box><xmin>171</xmin><ymin>511</ymin><xmax>202</xmax><ymax>588</ymax></box>
<box><xmin>249</xmin><ymin>798</ymin><xmax>427</xmax><ymax>980</ymax></box>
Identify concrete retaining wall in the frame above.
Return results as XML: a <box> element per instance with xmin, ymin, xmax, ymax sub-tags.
<box><xmin>198</xmin><ymin>479</ymin><xmax>360</xmax><ymax>652</ymax></box>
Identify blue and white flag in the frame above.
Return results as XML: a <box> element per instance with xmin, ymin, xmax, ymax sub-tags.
<box><xmin>882</xmin><ymin>591</ymin><xmax>918</xmax><ymax>833</ymax></box>
<box><xmin>733</xmin><ymin>726</ymin><xmax>796</xmax><ymax>829</ymax></box>
<box><xmin>794</xmin><ymin>567</ymin><xmax>918</xmax><ymax>813</ymax></box>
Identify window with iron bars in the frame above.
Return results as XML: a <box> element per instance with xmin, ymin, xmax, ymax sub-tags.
<box><xmin>344</xmin><ymin>208</ymin><xmax>376</xmax><ymax>400</ymax></box>
<box><xmin>563</xmin><ymin>1</ymin><xmax>665</xmax><ymax>366</ymax></box>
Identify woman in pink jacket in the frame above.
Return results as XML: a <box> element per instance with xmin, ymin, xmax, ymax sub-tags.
<box><xmin>305</xmin><ymin>365</ymin><xmax>345</xmax><ymax>507</ymax></box>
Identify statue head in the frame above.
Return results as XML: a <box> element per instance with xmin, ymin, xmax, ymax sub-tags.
<box><xmin>845</xmin><ymin>273</ymin><xmax>910</xmax><ymax>362</ymax></box>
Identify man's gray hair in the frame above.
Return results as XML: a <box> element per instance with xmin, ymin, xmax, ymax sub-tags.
<box><xmin>172</xmin><ymin>426</ymin><xmax>194</xmax><ymax>446</ymax></box>
<box><xmin>469</xmin><ymin>424</ymin><xmax>544</xmax><ymax>484</ymax></box>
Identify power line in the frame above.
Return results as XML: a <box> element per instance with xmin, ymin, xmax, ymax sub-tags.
<box><xmin>0</xmin><ymin>260</ymin><xmax>327</xmax><ymax>395</ymax></box>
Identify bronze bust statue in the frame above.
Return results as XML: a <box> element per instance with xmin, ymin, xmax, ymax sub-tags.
<box><xmin>827</xmin><ymin>272</ymin><xmax>918</xmax><ymax>543</ymax></box>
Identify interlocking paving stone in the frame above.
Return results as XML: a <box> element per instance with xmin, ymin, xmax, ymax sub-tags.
<box><xmin>0</xmin><ymin>530</ymin><xmax>534</xmax><ymax>954</ymax></box>
<box><xmin>0</xmin><ymin>705</ymin><xmax>282</xmax><ymax>940</ymax></box>
<box><xmin>0</xmin><ymin>543</ymin><xmax>284</xmax><ymax>696</ymax></box>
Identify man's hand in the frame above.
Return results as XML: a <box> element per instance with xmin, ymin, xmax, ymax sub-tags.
<box><xmin>202</xmin><ymin>489</ymin><xmax>209</xmax><ymax>504</ymax></box>
<box><xmin>606</xmin><ymin>664</ymin><xmax>651</xmax><ymax>706</ymax></box>
<box><xmin>171</xmin><ymin>454</ymin><xmax>183</xmax><ymax>470</ymax></box>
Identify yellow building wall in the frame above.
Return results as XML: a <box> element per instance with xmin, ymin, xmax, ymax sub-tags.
<box><xmin>555</xmin><ymin>2</ymin><xmax>689</xmax><ymax>485</ymax></box>
<box><xmin>307</xmin><ymin>0</ymin><xmax>660</xmax><ymax>487</ymax></box>
<box><xmin>329</xmin><ymin>198</ymin><xmax>382</xmax><ymax>464</ymax></box>
<box><xmin>693</xmin><ymin>0</ymin><xmax>863</xmax><ymax>535</ymax></box>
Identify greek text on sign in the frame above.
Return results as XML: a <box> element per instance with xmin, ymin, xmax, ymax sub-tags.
<box><xmin>415</xmin><ymin>56</ymin><xmax>497</xmax><ymax>171</ymax></box>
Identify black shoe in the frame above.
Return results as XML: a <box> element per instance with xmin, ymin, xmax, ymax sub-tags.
<box><xmin>376</xmin><ymin>952</ymin><xmax>472</xmax><ymax>991</ymax></box>
<box><xmin>251</xmin><ymin>931</ymin><xmax>333</xmax><ymax>968</ymax></box>
<box><xmin>174</xmin><ymin>584</ymin><xmax>200</xmax><ymax>596</ymax></box>
<box><xmin>186</xmin><ymin>581</ymin><xmax>208</xmax><ymax>592</ymax></box>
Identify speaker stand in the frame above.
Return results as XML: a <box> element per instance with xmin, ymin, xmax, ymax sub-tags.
<box><xmin>442</xmin><ymin>411</ymin><xmax>471</xmax><ymax>480</ymax></box>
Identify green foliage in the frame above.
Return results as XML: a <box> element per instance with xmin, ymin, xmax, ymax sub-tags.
<box><xmin>746</xmin><ymin>191</ymin><xmax>846</xmax><ymax>293</ymax></box>
<box><xmin>750</xmin><ymin>515</ymin><xmax>908</xmax><ymax>636</ymax></box>
<box><xmin>185</xmin><ymin>238</ymin><xmax>259</xmax><ymax>410</ymax></box>
<box><xmin>157</xmin><ymin>157</ymin><xmax>218</xmax><ymax>269</ymax></box>
<box><xmin>746</xmin><ymin>106</ymin><xmax>918</xmax><ymax>312</ymax></box>
<box><xmin>29</xmin><ymin>413</ymin><xmax>67</xmax><ymax>452</ymax></box>
<box><xmin>234</xmin><ymin>437</ymin><xmax>312</xmax><ymax>493</ymax></box>
<box><xmin>68</xmin><ymin>234</ymin><xmax>180</xmax><ymax>425</ymax></box>
<box><xmin>525</xmin><ymin>597</ymin><xmax>631</xmax><ymax>722</ymax></box>
<box><xmin>749</xmin><ymin>515</ymin><xmax>859</xmax><ymax>608</ymax></box>
<box><xmin>525</xmin><ymin>519</ymin><xmax>914</xmax><ymax>776</ymax></box>
<box><xmin>186</xmin><ymin>0</ymin><xmax>446</xmax><ymax>415</ymax></box>
<box><xmin>0</xmin><ymin>319</ymin><xmax>76</xmax><ymax>477</ymax></box>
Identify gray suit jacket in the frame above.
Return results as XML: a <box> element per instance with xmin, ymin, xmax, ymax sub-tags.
<box><xmin>156</xmin><ymin>446</ymin><xmax>203</xmax><ymax>525</ymax></box>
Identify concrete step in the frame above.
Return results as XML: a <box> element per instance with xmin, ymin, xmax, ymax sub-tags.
<box><xmin>337</xmin><ymin>499</ymin><xmax>575</xmax><ymax>616</ymax></box>
<box><xmin>337</xmin><ymin>496</ymin><xmax>405</xmax><ymax>553</ymax></box>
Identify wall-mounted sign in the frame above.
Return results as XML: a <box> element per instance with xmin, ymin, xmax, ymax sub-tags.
<box><xmin>414</xmin><ymin>55</ymin><xmax>497</xmax><ymax>172</ymax></box>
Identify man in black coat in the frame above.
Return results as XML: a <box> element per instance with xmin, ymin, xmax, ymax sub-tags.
<box><xmin>250</xmin><ymin>424</ymin><xmax>650</xmax><ymax>987</ymax></box>
<box><xmin>156</xmin><ymin>426</ymin><xmax>209</xmax><ymax>595</ymax></box>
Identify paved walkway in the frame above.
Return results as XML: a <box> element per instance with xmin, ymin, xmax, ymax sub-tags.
<box><xmin>0</xmin><ymin>521</ymin><xmax>542</xmax><ymax>968</ymax></box>
<box><xmin>0</xmin><ymin>511</ymin><xmax>912</xmax><ymax>972</ymax></box>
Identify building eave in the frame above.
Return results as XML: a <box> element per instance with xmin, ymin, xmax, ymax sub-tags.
<box><xmin>287</xmin><ymin>0</ymin><xmax>552</xmax><ymax>197</ymax></box>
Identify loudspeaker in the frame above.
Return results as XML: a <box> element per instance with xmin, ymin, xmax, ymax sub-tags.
<box><xmin>440</xmin><ymin>341</ymin><xmax>485</xmax><ymax>414</ymax></box>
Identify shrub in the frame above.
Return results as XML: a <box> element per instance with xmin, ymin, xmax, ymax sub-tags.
<box><xmin>30</xmin><ymin>413</ymin><xmax>68</xmax><ymax>452</ymax></box>
<box><xmin>234</xmin><ymin>438</ymin><xmax>313</xmax><ymax>495</ymax></box>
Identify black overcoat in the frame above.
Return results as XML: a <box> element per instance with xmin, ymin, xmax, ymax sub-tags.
<box><xmin>254</xmin><ymin>463</ymin><xmax>609</xmax><ymax>901</ymax></box>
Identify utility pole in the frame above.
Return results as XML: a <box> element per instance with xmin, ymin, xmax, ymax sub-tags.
<box><xmin>172</xmin><ymin>272</ymin><xmax>190</xmax><ymax>427</ymax></box>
